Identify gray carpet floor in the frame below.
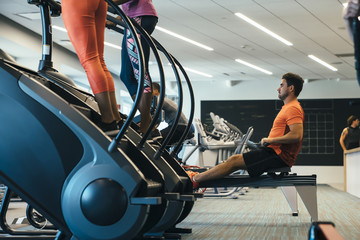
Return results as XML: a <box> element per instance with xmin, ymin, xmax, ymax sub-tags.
<box><xmin>178</xmin><ymin>185</ymin><xmax>360</xmax><ymax>240</ymax></box>
<box><xmin>1</xmin><ymin>185</ymin><xmax>359</xmax><ymax>239</ymax></box>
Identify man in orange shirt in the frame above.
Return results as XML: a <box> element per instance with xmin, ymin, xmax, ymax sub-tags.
<box><xmin>187</xmin><ymin>73</ymin><xmax>305</xmax><ymax>188</ymax></box>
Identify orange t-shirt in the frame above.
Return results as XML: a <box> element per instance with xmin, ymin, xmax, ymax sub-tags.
<box><xmin>268</xmin><ymin>100</ymin><xmax>304</xmax><ymax>167</ymax></box>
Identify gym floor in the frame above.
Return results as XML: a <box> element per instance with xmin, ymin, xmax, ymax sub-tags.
<box><xmin>179</xmin><ymin>185</ymin><xmax>360</xmax><ymax>239</ymax></box>
<box><xmin>1</xmin><ymin>185</ymin><xmax>359</xmax><ymax>239</ymax></box>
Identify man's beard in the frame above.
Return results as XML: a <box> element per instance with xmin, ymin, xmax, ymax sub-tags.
<box><xmin>278</xmin><ymin>91</ymin><xmax>289</xmax><ymax>101</ymax></box>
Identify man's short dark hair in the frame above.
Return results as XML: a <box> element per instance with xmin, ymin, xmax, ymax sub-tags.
<box><xmin>347</xmin><ymin>115</ymin><xmax>358</xmax><ymax>126</ymax></box>
<box><xmin>282</xmin><ymin>73</ymin><xmax>304</xmax><ymax>97</ymax></box>
<box><xmin>152</xmin><ymin>82</ymin><xmax>160</xmax><ymax>92</ymax></box>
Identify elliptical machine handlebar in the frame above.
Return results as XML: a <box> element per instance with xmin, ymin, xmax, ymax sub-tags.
<box><xmin>106</xmin><ymin>0</ymin><xmax>146</xmax><ymax>152</ymax></box>
<box><xmin>28</xmin><ymin>0</ymin><xmax>61</xmax><ymax>16</ymax></box>
<box><xmin>106</xmin><ymin>10</ymin><xmax>196</xmax><ymax>159</ymax></box>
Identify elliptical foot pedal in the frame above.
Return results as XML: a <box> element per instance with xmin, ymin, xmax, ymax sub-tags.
<box><xmin>165</xmin><ymin>227</ymin><xmax>192</xmax><ymax>234</ymax></box>
<box><xmin>141</xmin><ymin>236</ymin><xmax>165</xmax><ymax>240</ymax></box>
<box><xmin>163</xmin><ymin>232</ymin><xmax>181</xmax><ymax>239</ymax></box>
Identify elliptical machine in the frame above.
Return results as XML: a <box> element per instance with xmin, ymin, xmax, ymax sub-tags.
<box><xmin>0</xmin><ymin>40</ymin><xmax>164</xmax><ymax>240</ymax></box>
<box><xmin>0</xmin><ymin>0</ymin><xmax>199</xmax><ymax>239</ymax></box>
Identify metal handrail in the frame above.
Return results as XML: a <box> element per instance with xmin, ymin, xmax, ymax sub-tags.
<box><xmin>106</xmin><ymin>15</ymin><xmax>166</xmax><ymax>149</ymax></box>
<box><xmin>105</xmin><ymin>14</ymin><xmax>194</xmax><ymax>159</ymax></box>
<box><xmin>106</xmin><ymin>0</ymin><xmax>146</xmax><ymax>152</ymax></box>
<box><xmin>107</xmin><ymin>10</ymin><xmax>195</xmax><ymax>157</ymax></box>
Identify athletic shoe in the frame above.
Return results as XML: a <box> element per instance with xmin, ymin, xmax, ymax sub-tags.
<box><xmin>150</xmin><ymin>129</ymin><xmax>163</xmax><ymax>142</ymax></box>
<box><xmin>98</xmin><ymin>120</ymin><xmax>118</xmax><ymax>131</ymax></box>
<box><xmin>98</xmin><ymin>120</ymin><xmax>119</xmax><ymax>136</ymax></box>
<box><xmin>146</xmin><ymin>129</ymin><xmax>163</xmax><ymax>146</ymax></box>
<box><xmin>186</xmin><ymin>171</ymin><xmax>199</xmax><ymax>189</ymax></box>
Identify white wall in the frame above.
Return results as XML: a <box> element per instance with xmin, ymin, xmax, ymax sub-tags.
<box><xmin>292</xmin><ymin>166</ymin><xmax>344</xmax><ymax>190</ymax></box>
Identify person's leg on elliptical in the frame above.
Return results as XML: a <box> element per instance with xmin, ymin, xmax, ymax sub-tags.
<box><xmin>120</xmin><ymin>32</ymin><xmax>137</xmax><ymax>96</ymax></box>
<box><xmin>62</xmin><ymin>0</ymin><xmax>118</xmax><ymax>127</ymax></box>
<box><xmin>120</xmin><ymin>16</ymin><xmax>157</xmax><ymax>134</ymax></box>
<box><xmin>109</xmin><ymin>92</ymin><xmax>121</xmax><ymax>122</ymax></box>
<box><xmin>140</xmin><ymin>92</ymin><xmax>153</xmax><ymax>134</ymax></box>
<box><xmin>95</xmin><ymin>1</ymin><xmax>121</xmax><ymax>122</ymax></box>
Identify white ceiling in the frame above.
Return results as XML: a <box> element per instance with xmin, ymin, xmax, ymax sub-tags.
<box><xmin>0</xmin><ymin>0</ymin><xmax>356</xmax><ymax>87</ymax></box>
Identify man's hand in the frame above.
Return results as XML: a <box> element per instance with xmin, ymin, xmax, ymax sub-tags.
<box><xmin>261</xmin><ymin>138</ymin><xmax>270</xmax><ymax>146</ymax></box>
<box><xmin>344</xmin><ymin>0</ymin><xmax>360</xmax><ymax>19</ymax></box>
<box><xmin>261</xmin><ymin>123</ymin><xmax>303</xmax><ymax>147</ymax></box>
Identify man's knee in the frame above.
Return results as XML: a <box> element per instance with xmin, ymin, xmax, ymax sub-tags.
<box><xmin>227</xmin><ymin>154</ymin><xmax>246</xmax><ymax>169</ymax></box>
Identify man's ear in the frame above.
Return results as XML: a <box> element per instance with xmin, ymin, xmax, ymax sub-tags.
<box><xmin>289</xmin><ymin>85</ymin><xmax>295</xmax><ymax>94</ymax></box>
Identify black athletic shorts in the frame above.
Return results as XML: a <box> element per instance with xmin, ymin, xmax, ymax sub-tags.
<box><xmin>243</xmin><ymin>147</ymin><xmax>288</xmax><ymax>177</ymax></box>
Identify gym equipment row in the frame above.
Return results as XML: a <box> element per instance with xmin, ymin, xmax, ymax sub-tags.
<box><xmin>182</xmin><ymin>114</ymin><xmax>245</xmax><ymax>167</ymax></box>
<box><xmin>0</xmin><ymin>0</ymin><xmax>199</xmax><ymax>239</ymax></box>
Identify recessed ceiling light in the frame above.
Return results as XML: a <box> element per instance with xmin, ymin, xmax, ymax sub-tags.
<box><xmin>308</xmin><ymin>55</ymin><xmax>338</xmax><ymax>71</ymax></box>
<box><xmin>183</xmin><ymin>67</ymin><xmax>212</xmax><ymax>78</ymax></box>
<box><xmin>235</xmin><ymin>59</ymin><xmax>272</xmax><ymax>75</ymax></box>
<box><xmin>235</xmin><ymin>12</ymin><xmax>293</xmax><ymax>46</ymax></box>
<box><xmin>167</xmin><ymin>63</ymin><xmax>212</xmax><ymax>78</ymax></box>
<box><xmin>155</xmin><ymin>26</ymin><xmax>214</xmax><ymax>51</ymax></box>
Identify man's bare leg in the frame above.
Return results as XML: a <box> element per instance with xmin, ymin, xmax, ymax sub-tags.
<box><xmin>132</xmin><ymin>92</ymin><xmax>153</xmax><ymax>134</ymax></box>
<box><xmin>194</xmin><ymin>154</ymin><xmax>247</xmax><ymax>182</ymax></box>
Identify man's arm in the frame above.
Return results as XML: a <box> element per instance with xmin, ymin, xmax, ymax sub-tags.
<box><xmin>261</xmin><ymin>123</ymin><xmax>303</xmax><ymax>146</ymax></box>
<box><xmin>339</xmin><ymin>128</ymin><xmax>348</xmax><ymax>151</ymax></box>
